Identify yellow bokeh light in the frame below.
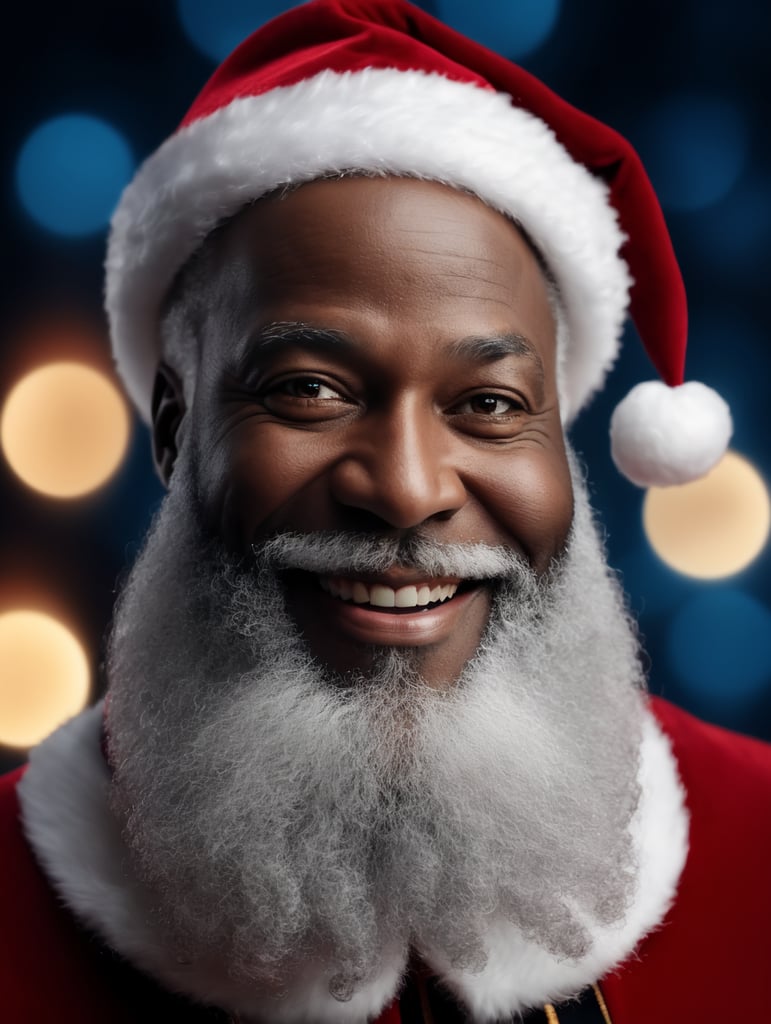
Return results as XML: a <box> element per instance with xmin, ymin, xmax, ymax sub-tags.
<box><xmin>643</xmin><ymin>450</ymin><xmax>771</xmax><ymax>579</ymax></box>
<box><xmin>1</xmin><ymin>361</ymin><xmax>130</xmax><ymax>498</ymax></box>
<box><xmin>0</xmin><ymin>610</ymin><xmax>90</xmax><ymax>750</ymax></box>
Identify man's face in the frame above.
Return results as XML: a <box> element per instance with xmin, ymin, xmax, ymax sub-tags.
<box><xmin>173</xmin><ymin>176</ymin><xmax>573</xmax><ymax>687</ymax></box>
<box><xmin>113</xmin><ymin>181</ymin><xmax>644</xmax><ymax>1000</ymax></box>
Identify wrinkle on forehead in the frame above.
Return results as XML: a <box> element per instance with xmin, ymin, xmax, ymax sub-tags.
<box><xmin>248</xmin><ymin>184</ymin><xmax>546</xmax><ymax>313</ymax></box>
<box><xmin>196</xmin><ymin>177</ymin><xmax>559</xmax><ymax>367</ymax></box>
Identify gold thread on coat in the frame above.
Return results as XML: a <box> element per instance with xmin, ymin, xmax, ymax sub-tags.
<box><xmin>593</xmin><ymin>984</ymin><xmax>613</xmax><ymax>1024</ymax></box>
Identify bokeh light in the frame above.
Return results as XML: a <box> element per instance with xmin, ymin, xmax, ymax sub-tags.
<box><xmin>436</xmin><ymin>0</ymin><xmax>561</xmax><ymax>59</ymax></box>
<box><xmin>1</xmin><ymin>362</ymin><xmax>131</xmax><ymax>499</ymax></box>
<box><xmin>637</xmin><ymin>95</ymin><xmax>748</xmax><ymax>211</ymax></box>
<box><xmin>643</xmin><ymin>451</ymin><xmax>770</xmax><ymax>579</ymax></box>
<box><xmin>15</xmin><ymin>114</ymin><xmax>134</xmax><ymax>236</ymax></box>
<box><xmin>0</xmin><ymin>610</ymin><xmax>90</xmax><ymax>750</ymax></box>
<box><xmin>177</xmin><ymin>0</ymin><xmax>291</xmax><ymax>63</ymax></box>
<box><xmin>668</xmin><ymin>590</ymin><xmax>771</xmax><ymax>708</ymax></box>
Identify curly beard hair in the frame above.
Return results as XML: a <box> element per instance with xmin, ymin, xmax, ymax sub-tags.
<box><xmin>106</xmin><ymin>443</ymin><xmax>645</xmax><ymax>1007</ymax></box>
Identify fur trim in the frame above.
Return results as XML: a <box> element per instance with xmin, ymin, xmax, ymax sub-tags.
<box><xmin>17</xmin><ymin>706</ymin><xmax>405</xmax><ymax>1022</ymax></box>
<box><xmin>106</xmin><ymin>68</ymin><xmax>631</xmax><ymax>425</ymax></box>
<box><xmin>610</xmin><ymin>381</ymin><xmax>733</xmax><ymax>488</ymax></box>
<box><xmin>19</xmin><ymin>703</ymin><xmax>686</xmax><ymax>1022</ymax></box>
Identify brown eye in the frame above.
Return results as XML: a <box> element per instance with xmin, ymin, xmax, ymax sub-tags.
<box><xmin>462</xmin><ymin>394</ymin><xmax>520</xmax><ymax>415</ymax></box>
<box><xmin>259</xmin><ymin>374</ymin><xmax>354</xmax><ymax>423</ymax></box>
<box><xmin>278</xmin><ymin>378</ymin><xmax>341</xmax><ymax>400</ymax></box>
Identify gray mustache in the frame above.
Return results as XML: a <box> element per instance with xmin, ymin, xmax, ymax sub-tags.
<box><xmin>252</xmin><ymin>531</ymin><xmax>535</xmax><ymax>581</ymax></box>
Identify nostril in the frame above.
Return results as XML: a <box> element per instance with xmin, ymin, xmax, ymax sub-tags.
<box><xmin>430</xmin><ymin>506</ymin><xmax>460</xmax><ymax>523</ymax></box>
<box><xmin>334</xmin><ymin>506</ymin><xmax>405</xmax><ymax>534</ymax></box>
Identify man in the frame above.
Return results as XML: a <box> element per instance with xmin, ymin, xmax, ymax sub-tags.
<box><xmin>2</xmin><ymin>2</ymin><xmax>770</xmax><ymax>1022</ymax></box>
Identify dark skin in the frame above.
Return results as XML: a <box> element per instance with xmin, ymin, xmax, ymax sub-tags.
<box><xmin>152</xmin><ymin>177</ymin><xmax>574</xmax><ymax>688</ymax></box>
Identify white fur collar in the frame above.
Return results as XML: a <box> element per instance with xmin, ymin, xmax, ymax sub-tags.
<box><xmin>18</xmin><ymin>702</ymin><xmax>687</xmax><ymax>1022</ymax></box>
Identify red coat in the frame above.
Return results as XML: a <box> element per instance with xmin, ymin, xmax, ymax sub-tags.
<box><xmin>2</xmin><ymin>698</ymin><xmax>771</xmax><ymax>1023</ymax></box>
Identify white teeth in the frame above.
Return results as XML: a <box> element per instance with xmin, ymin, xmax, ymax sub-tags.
<box><xmin>370</xmin><ymin>585</ymin><xmax>395</xmax><ymax>608</ymax></box>
<box><xmin>395</xmin><ymin>585</ymin><xmax>418</xmax><ymax>608</ymax></box>
<box><xmin>320</xmin><ymin>577</ymin><xmax>460</xmax><ymax>608</ymax></box>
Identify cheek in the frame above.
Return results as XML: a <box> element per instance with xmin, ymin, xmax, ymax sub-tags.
<box><xmin>197</xmin><ymin>424</ymin><xmax>339</xmax><ymax>549</ymax></box>
<box><xmin>476</xmin><ymin>449</ymin><xmax>573</xmax><ymax>571</ymax></box>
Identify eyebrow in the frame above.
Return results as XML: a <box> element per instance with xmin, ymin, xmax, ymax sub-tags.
<box><xmin>445</xmin><ymin>333</ymin><xmax>545</xmax><ymax>404</ymax></box>
<box><xmin>243</xmin><ymin>321</ymin><xmax>354</xmax><ymax>361</ymax></box>
<box><xmin>445</xmin><ymin>332</ymin><xmax>543</xmax><ymax>368</ymax></box>
<box><xmin>238</xmin><ymin>321</ymin><xmax>545</xmax><ymax>399</ymax></box>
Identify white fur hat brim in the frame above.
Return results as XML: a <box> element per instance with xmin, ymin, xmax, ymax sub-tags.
<box><xmin>105</xmin><ymin>68</ymin><xmax>631</xmax><ymax>426</ymax></box>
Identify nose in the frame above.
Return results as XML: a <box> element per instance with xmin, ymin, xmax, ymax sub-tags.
<box><xmin>329</xmin><ymin>400</ymin><xmax>467</xmax><ymax>530</ymax></box>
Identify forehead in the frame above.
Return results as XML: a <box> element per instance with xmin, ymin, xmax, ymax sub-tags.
<box><xmin>200</xmin><ymin>176</ymin><xmax>558</xmax><ymax>377</ymax></box>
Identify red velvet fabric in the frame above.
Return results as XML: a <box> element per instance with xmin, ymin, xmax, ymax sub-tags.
<box><xmin>3</xmin><ymin>698</ymin><xmax>770</xmax><ymax>1021</ymax></box>
<box><xmin>0</xmin><ymin>768</ymin><xmax>225</xmax><ymax>1022</ymax></box>
<box><xmin>0</xmin><ymin>766</ymin><xmax>136</xmax><ymax>1023</ymax></box>
<box><xmin>601</xmin><ymin>699</ymin><xmax>771</xmax><ymax>1022</ymax></box>
<box><xmin>179</xmin><ymin>0</ymin><xmax>687</xmax><ymax>388</ymax></box>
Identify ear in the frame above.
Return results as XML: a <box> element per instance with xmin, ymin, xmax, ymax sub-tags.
<box><xmin>151</xmin><ymin>363</ymin><xmax>187</xmax><ymax>487</ymax></box>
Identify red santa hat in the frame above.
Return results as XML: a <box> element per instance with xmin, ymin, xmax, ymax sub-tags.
<box><xmin>105</xmin><ymin>0</ymin><xmax>732</xmax><ymax>487</ymax></box>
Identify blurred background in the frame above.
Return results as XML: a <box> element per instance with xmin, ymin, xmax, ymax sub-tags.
<box><xmin>1</xmin><ymin>0</ymin><xmax>770</xmax><ymax>769</ymax></box>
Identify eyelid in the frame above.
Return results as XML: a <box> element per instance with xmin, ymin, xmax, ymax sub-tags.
<box><xmin>256</xmin><ymin>372</ymin><xmax>360</xmax><ymax>422</ymax></box>
<box><xmin>256</xmin><ymin>369</ymin><xmax>352</xmax><ymax>398</ymax></box>
<box><xmin>449</xmin><ymin>388</ymin><xmax>529</xmax><ymax>415</ymax></box>
<box><xmin>236</xmin><ymin>350</ymin><xmax>349</xmax><ymax>387</ymax></box>
<box><xmin>273</xmin><ymin>377</ymin><xmax>345</xmax><ymax>400</ymax></box>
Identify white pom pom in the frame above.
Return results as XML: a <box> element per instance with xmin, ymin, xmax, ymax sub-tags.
<box><xmin>610</xmin><ymin>381</ymin><xmax>733</xmax><ymax>487</ymax></box>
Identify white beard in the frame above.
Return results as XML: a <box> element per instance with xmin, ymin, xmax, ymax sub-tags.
<box><xmin>105</xmin><ymin>446</ymin><xmax>646</xmax><ymax>1004</ymax></box>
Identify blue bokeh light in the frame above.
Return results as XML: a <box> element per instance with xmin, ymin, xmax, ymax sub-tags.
<box><xmin>637</xmin><ymin>95</ymin><xmax>748</xmax><ymax>212</ymax></box>
<box><xmin>177</xmin><ymin>0</ymin><xmax>292</xmax><ymax>63</ymax></box>
<box><xmin>436</xmin><ymin>0</ymin><xmax>561</xmax><ymax>59</ymax></box>
<box><xmin>15</xmin><ymin>114</ymin><xmax>134</xmax><ymax>237</ymax></box>
<box><xmin>668</xmin><ymin>590</ymin><xmax>771</xmax><ymax>709</ymax></box>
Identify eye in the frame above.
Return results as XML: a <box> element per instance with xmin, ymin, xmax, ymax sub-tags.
<box><xmin>273</xmin><ymin>377</ymin><xmax>342</xmax><ymax>401</ymax></box>
<box><xmin>259</xmin><ymin>374</ymin><xmax>354</xmax><ymax>422</ymax></box>
<box><xmin>455</xmin><ymin>393</ymin><xmax>523</xmax><ymax>416</ymax></box>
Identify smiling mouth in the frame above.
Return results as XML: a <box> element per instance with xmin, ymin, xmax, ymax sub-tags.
<box><xmin>317</xmin><ymin>575</ymin><xmax>476</xmax><ymax>612</ymax></box>
<box><xmin>284</xmin><ymin>570</ymin><xmax>490</xmax><ymax>655</ymax></box>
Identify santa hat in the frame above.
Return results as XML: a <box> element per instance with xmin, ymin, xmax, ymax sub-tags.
<box><xmin>105</xmin><ymin>0</ymin><xmax>732</xmax><ymax>487</ymax></box>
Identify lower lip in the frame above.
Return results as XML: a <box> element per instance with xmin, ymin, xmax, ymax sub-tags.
<box><xmin>312</xmin><ymin>585</ymin><xmax>485</xmax><ymax>647</ymax></box>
